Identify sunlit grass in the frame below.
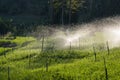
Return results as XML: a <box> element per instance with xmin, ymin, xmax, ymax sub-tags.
<box><xmin>0</xmin><ymin>35</ymin><xmax>120</xmax><ymax>80</ymax></box>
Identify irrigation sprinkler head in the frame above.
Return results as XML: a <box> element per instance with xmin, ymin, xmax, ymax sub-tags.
<box><xmin>67</xmin><ymin>38</ymin><xmax>72</xmax><ymax>43</ymax></box>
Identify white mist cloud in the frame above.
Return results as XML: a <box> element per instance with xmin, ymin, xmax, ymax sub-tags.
<box><xmin>32</xmin><ymin>16</ymin><xmax>120</xmax><ymax>50</ymax></box>
<box><xmin>50</xmin><ymin>16</ymin><xmax>120</xmax><ymax>49</ymax></box>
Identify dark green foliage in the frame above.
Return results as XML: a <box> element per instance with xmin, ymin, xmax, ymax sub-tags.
<box><xmin>52</xmin><ymin>0</ymin><xmax>84</xmax><ymax>24</ymax></box>
<box><xmin>0</xmin><ymin>0</ymin><xmax>120</xmax><ymax>35</ymax></box>
<box><xmin>0</xmin><ymin>17</ymin><xmax>14</xmax><ymax>35</ymax></box>
<box><xmin>0</xmin><ymin>0</ymin><xmax>120</xmax><ymax>25</ymax></box>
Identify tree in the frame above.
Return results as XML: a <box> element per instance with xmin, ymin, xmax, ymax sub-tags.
<box><xmin>0</xmin><ymin>17</ymin><xmax>14</xmax><ymax>35</ymax></box>
<box><xmin>68</xmin><ymin>0</ymin><xmax>72</xmax><ymax>24</ymax></box>
<box><xmin>49</xmin><ymin>0</ymin><xmax>54</xmax><ymax>25</ymax></box>
<box><xmin>53</xmin><ymin>0</ymin><xmax>84</xmax><ymax>24</ymax></box>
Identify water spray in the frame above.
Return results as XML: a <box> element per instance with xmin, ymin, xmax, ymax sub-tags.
<box><xmin>49</xmin><ymin>16</ymin><xmax>120</xmax><ymax>49</ymax></box>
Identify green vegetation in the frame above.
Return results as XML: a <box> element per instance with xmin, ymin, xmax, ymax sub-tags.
<box><xmin>0</xmin><ymin>0</ymin><xmax>120</xmax><ymax>26</ymax></box>
<box><xmin>0</xmin><ymin>37</ymin><xmax>35</xmax><ymax>47</ymax></box>
<box><xmin>0</xmin><ymin>0</ymin><xmax>120</xmax><ymax>80</ymax></box>
<box><xmin>0</xmin><ymin>36</ymin><xmax>120</xmax><ymax>80</ymax></box>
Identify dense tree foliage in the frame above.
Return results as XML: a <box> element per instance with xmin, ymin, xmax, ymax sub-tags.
<box><xmin>0</xmin><ymin>17</ymin><xmax>14</xmax><ymax>35</ymax></box>
<box><xmin>0</xmin><ymin>0</ymin><xmax>120</xmax><ymax>35</ymax></box>
<box><xmin>0</xmin><ymin>0</ymin><xmax>120</xmax><ymax>25</ymax></box>
<box><xmin>52</xmin><ymin>0</ymin><xmax>85</xmax><ymax>24</ymax></box>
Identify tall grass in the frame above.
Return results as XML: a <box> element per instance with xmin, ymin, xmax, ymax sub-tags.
<box><xmin>0</xmin><ymin>36</ymin><xmax>120</xmax><ymax>80</ymax></box>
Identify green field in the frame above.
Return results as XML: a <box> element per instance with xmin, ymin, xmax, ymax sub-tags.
<box><xmin>0</xmin><ymin>36</ymin><xmax>120</xmax><ymax>80</ymax></box>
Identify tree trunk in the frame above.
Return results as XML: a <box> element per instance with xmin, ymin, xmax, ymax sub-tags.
<box><xmin>61</xmin><ymin>0</ymin><xmax>65</xmax><ymax>25</ymax></box>
<box><xmin>69</xmin><ymin>0</ymin><xmax>72</xmax><ymax>24</ymax></box>
<box><xmin>49</xmin><ymin>0</ymin><xmax>53</xmax><ymax>24</ymax></box>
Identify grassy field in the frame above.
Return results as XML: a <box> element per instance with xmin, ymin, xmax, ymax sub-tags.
<box><xmin>0</xmin><ymin>36</ymin><xmax>120</xmax><ymax>80</ymax></box>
